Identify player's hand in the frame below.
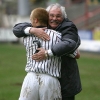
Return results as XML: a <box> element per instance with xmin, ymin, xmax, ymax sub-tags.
<box><xmin>75</xmin><ymin>49</ymin><xmax>80</xmax><ymax>59</ymax></box>
<box><xmin>30</xmin><ymin>27</ymin><xmax>50</xmax><ymax>41</ymax></box>
<box><xmin>32</xmin><ymin>48</ymin><xmax>47</xmax><ymax>61</ymax></box>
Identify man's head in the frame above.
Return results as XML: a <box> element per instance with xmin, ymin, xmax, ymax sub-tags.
<box><xmin>46</xmin><ymin>3</ymin><xmax>67</xmax><ymax>29</ymax></box>
<box><xmin>30</xmin><ymin>8</ymin><xmax>49</xmax><ymax>27</ymax></box>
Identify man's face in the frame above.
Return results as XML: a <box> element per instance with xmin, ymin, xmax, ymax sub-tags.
<box><xmin>49</xmin><ymin>7</ymin><xmax>64</xmax><ymax>29</ymax></box>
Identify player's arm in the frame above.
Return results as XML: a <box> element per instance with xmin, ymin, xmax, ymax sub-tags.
<box><xmin>75</xmin><ymin>49</ymin><xmax>80</xmax><ymax>59</ymax></box>
<box><xmin>69</xmin><ymin>49</ymin><xmax>80</xmax><ymax>59</ymax></box>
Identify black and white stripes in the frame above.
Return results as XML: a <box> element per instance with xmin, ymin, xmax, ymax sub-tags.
<box><xmin>23</xmin><ymin>29</ymin><xmax>61</xmax><ymax>78</ymax></box>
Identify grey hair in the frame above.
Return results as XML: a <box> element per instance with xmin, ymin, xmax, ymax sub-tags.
<box><xmin>46</xmin><ymin>3</ymin><xmax>67</xmax><ymax>18</ymax></box>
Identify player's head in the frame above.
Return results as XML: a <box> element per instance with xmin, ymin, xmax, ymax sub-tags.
<box><xmin>46</xmin><ymin>3</ymin><xmax>67</xmax><ymax>29</ymax></box>
<box><xmin>30</xmin><ymin>7</ymin><xmax>49</xmax><ymax>27</ymax></box>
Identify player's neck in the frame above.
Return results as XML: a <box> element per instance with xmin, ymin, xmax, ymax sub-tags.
<box><xmin>36</xmin><ymin>23</ymin><xmax>47</xmax><ymax>27</ymax></box>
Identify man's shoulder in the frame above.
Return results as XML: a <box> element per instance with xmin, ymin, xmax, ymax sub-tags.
<box><xmin>61</xmin><ymin>18</ymin><xmax>78</xmax><ymax>31</ymax></box>
<box><xmin>63</xmin><ymin>18</ymin><xmax>75</xmax><ymax>26</ymax></box>
<box><xmin>55</xmin><ymin>18</ymin><xmax>77</xmax><ymax>32</ymax></box>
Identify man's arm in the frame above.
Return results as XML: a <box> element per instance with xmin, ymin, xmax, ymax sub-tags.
<box><xmin>13</xmin><ymin>22</ymin><xmax>50</xmax><ymax>40</ymax></box>
<box><xmin>51</xmin><ymin>18</ymin><xmax>81</xmax><ymax>56</ymax></box>
<box><xmin>13</xmin><ymin>22</ymin><xmax>32</xmax><ymax>37</ymax></box>
<box><xmin>32</xmin><ymin>19</ymin><xmax>81</xmax><ymax>61</ymax></box>
<box><xmin>32</xmin><ymin>48</ymin><xmax>80</xmax><ymax>61</ymax></box>
<box><xmin>13</xmin><ymin>20</ymin><xmax>80</xmax><ymax>58</ymax></box>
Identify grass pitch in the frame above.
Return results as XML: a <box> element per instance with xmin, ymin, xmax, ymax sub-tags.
<box><xmin>0</xmin><ymin>43</ymin><xmax>100</xmax><ymax>100</ymax></box>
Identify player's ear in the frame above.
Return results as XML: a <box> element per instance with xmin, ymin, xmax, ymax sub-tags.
<box><xmin>34</xmin><ymin>18</ymin><xmax>38</xmax><ymax>23</ymax></box>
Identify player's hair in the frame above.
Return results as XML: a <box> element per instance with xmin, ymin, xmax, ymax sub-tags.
<box><xmin>46</xmin><ymin>3</ymin><xmax>67</xmax><ymax>18</ymax></box>
<box><xmin>30</xmin><ymin>7</ymin><xmax>49</xmax><ymax>26</ymax></box>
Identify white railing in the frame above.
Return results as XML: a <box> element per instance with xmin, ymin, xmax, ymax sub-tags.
<box><xmin>0</xmin><ymin>28</ymin><xmax>18</xmax><ymax>42</ymax></box>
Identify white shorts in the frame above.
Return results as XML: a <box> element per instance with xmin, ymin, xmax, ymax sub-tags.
<box><xmin>19</xmin><ymin>72</ymin><xmax>62</xmax><ymax>100</ymax></box>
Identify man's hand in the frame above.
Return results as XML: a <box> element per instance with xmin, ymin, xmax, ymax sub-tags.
<box><xmin>32</xmin><ymin>48</ymin><xmax>47</xmax><ymax>61</ymax></box>
<box><xmin>30</xmin><ymin>27</ymin><xmax>50</xmax><ymax>41</ymax></box>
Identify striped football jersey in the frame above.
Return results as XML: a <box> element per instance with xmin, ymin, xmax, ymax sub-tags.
<box><xmin>23</xmin><ymin>29</ymin><xmax>61</xmax><ymax>78</ymax></box>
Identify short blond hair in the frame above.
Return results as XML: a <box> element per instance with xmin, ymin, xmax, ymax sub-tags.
<box><xmin>30</xmin><ymin>7</ymin><xmax>49</xmax><ymax>26</ymax></box>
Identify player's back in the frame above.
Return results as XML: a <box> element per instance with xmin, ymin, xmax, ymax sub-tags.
<box><xmin>23</xmin><ymin>29</ymin><xmax>61</xmax><ymax>78</ymax></box>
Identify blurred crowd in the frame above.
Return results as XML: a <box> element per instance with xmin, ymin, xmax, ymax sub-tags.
<box><xmin>0</xmin><ymin>0</ymin><xmax>100</xmax><ymax>30</ymax></box>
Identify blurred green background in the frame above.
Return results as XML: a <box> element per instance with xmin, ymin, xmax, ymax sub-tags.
<box><xmin>0</xmin><ymin>44</ymin><xmax>100</xmax><ymax>100</ymax></box>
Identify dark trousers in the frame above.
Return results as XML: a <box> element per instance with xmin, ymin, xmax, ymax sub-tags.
<box><xmin>62</xmin><ymin>96</ymin><xmax>75</xmax><ymax>100</ymax></box>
